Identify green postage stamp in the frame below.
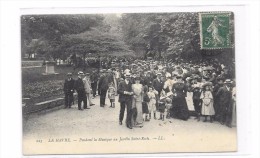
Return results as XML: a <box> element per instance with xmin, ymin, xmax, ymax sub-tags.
<box><xmin>199</xmin><ymin>12</ymin><xmax>232</xmax><ymax>49</ymax></box>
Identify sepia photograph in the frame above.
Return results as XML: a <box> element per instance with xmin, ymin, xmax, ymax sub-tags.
<box><xmin>21</xmin><ymin>12</ymin><xmax>237</xmax><ymax>155</ymax></box>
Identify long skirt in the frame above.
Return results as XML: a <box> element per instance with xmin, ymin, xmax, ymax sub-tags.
<box><xmin>132</xmin><ymin>99</ymin><xmax>143</xmax><ymax>127</ymax></box>
<box><xmin>171</xmin><ymin>97</ymin><xmax>190</xmax><ymax>120</ymax></box>
<box><xmin>186</xmin><ymin>92</ymin><xmax>194</xmax><ymax>111</ymax></box>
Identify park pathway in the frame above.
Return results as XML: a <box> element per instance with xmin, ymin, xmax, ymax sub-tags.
<box><xmin>23</xmin><ymin>95</ymin><xmax>237</xmax><ymax>154</ymax></box>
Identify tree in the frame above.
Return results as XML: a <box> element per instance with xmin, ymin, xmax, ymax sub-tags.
<box><xmin>21</xmin><ymin>14</ymin><xmax>105</xmax><ymax>60</ymax></box>
<box><xmin>120</xmin><ymin>13</ymin><xmax>234</xmax><ymax>62</ymax></box>
<box><xmin>62</xmin><ymin>28</ymin><xmax>133</xmax><ymax>56</ymax></box>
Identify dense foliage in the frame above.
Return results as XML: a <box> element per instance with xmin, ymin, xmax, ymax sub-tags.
<box><xmin>21</xmin><ymin>13</ymin><xmax>234</xmax><ymax>64</ymax></box>
<box><xmin>120</xmin><ymin>13</ymin><xmax>234</xmax><ymax>63</ymax></box>
<box><xmin>21</xmin><ymin>14</ymin><xmax>132</xmax><ymax>60</ymax></box>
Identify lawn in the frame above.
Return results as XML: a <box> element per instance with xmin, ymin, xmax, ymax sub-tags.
<box><xmin>22</xmin><ymin>64</ymin><xmax>97</xmax><ymax>105</ymax></box>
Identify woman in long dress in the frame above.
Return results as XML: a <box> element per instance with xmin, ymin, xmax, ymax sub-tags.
<box><xmin>131</xmin><ymin>77</ymin><xmax>143</xmax><ymax>127</ymax></box>
<box><xmin>171</xmin><ymin>76</ymin><xmax>190</xmax><ymax>120</ymax></box>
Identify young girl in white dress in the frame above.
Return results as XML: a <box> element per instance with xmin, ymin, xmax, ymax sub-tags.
<box><xmin>200</xmin><ymin>84</ymin><xmax>215</xmax><ymax>122</ymax></box>
<box><xmin>147</xmin><ymin>86</ymin><xmax>158</xmax><ymax>120</ymax></box>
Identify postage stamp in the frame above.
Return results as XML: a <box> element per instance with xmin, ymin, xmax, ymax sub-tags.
<box><xmin>199</xmin><ymin>12</ymin><xmax>232</xmax><ymax>49</ymax></box>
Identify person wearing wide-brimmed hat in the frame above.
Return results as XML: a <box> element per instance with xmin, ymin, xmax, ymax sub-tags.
<box><xmin>216</xmin><ymin>79</ymin><xmax>233</xmax><ymax>127</ymax></box>
<box><xmin>63</xmin><ymin>72</ymin><xmax>75</xmax><ymax>109</ymax></box>
<box><xmin>200</xmin><ymin>82</ymin><xmax>215</xmax><ymax>122</ymax></box>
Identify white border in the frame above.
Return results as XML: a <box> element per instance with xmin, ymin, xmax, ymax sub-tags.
<box><xmin>1</xmin><ymin>0</ymin><xmax>259</xmax><ymax>158</ymax></box>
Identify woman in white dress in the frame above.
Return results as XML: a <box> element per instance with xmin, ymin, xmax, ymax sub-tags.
<box><xmin>131</xmin><ymin>77</ymin><xmax>143</xmax><ymax>127</ymax></box>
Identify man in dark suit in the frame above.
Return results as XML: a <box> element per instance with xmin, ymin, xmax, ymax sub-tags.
<box><xmin>216</xmin><ymin>79</ymin><xmax>233</xmax><ymax>127</ymax></box>
<box><xmin>90</xmin><ymin>70</ymin><xmax>99</xmax><ymax>98</ymax></box>
<box><xmin>63</xmin><ymin>72</ymin><xmax>75</xmax><ymax>108</ymax></box>
<box><xmin>99</xmin><ymin>70</ymin><xmax>110</xmax><ymax>107</ymax></box>
<box><xmin>97</xmin><ymin>69</ymin><xmax>105</xmax><ymax>95</ymax></box>
<box><xmin>118</xmin><ymin>72</ymin><xmax>134</xmax><ymax>129</ymax></box>
<box><xmin>74</xmin><ymin>71</ymin><xmax>90</xmax><ymax>110</ymax></box>
<box><xmin>153</xmin><ymin>72</ymin><xmax>163</xmax><ymax>97</ymax></box>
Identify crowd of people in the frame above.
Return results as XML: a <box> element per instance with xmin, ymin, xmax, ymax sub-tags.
<box><xmin>63</xmin><ymin>57</ymin><xmax>236</xmax><ymax>130</ymax></box>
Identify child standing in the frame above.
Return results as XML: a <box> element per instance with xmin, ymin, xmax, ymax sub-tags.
<box><xmin>200</xmin><ymin>82</ymin><xmax>215</xmax><ymax>122</ymax></box>
<box><xmin>165</xmin><ymin>92</ymin><xmax>174</xmax><ymax>119</ymax></box>
<box><xmin>142</xmin><ymin>86</ymin><xmax>150</xmax><ymax>121</ymax></box>
<box><xmin>147</xmin><ymin>86</ymin><xmax>158</xmax><ymax>120</ymax></box>
<box><xmin>107</xmin><ymin>82</ymin><xmax>116</xmax><ymax>108</ymax></box>
<box><xmin>191</xmin><ymin>78</ymin><xmax>202</xmax><ymax>121</ymax></box>
<box><xmin>158</xmin><ymin>90</ymin><xmax>173</xmax><ymax>121</ymax></box>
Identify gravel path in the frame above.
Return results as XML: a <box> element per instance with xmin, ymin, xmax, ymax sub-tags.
<box><xmin>23</xmin><ymin>95</ymin><xmax>237</xmax><ymax>154</ymax></box>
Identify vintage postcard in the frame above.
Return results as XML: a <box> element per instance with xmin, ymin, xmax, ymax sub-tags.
<box><xmin>22</xmin><ymin>11</ymin><xmax>236</xmax><ymax>155</ymax></box>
